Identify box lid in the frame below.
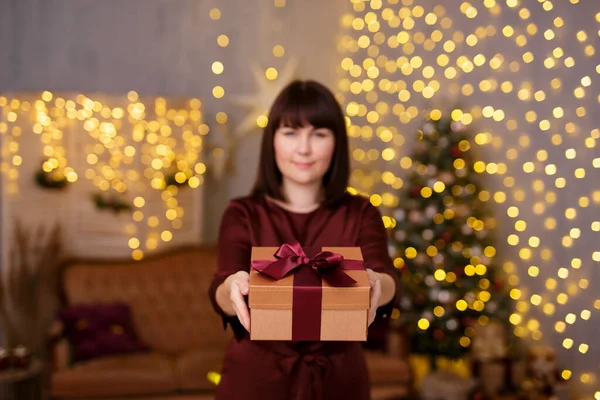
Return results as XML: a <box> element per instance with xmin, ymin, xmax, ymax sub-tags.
<box><xmin>248</xmin><ymin>246</ymin><xmax>370</xmax><ymax>310</ymax></box>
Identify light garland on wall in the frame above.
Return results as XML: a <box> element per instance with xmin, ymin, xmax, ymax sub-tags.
<box><xmin>37</xmin><ymin>91</ymin><xmax>78</xmax><ymax>188</ymax></box>
<box><xmin>0</xmin><ymin>93</ymin><xmax>78</xmax><ymax>192</ymax></box>
<box><xmin>338</xmin><ymin>0</ymin><xmax>600</xmax><ymax>393</ymax></box>
<box><xmin>73</xmin><ymin>92</ymin><xmax>206</xmax><ymax>260</ymax></box>
<box><xmin>0</xmin><ymin>92</ymin><xmax>207</xmax><ymax>261</ymax></box>
<box><xmin>0</xmin><ymin>98</ymin><xmax>23</xmax><ymax>195</ymax></box>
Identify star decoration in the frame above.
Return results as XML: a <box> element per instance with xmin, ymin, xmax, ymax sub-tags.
<box><xmin>230</xmin><ymin>57</ymin><xmax>298</xmax><ymax>138</ymax></box>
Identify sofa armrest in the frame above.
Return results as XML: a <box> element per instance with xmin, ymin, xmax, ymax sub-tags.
<box><xmin>46</xmin><ymin>320</ymin><xmax>72</xmax><ymax>371</ymax></box>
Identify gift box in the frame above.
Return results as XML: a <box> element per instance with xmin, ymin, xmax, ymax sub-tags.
<box><xmin>421</xmin><ymin>370</ymin><xmax>476</xmax><ymax>400</ymax></box>
<box><xmin>249</xmin><ymin>242</ymin><xmax>370</xmax><ymax>341</ymax></box>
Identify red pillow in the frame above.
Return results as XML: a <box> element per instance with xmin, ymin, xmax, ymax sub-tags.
<box><xmin>58</xmin><ymin>303</ymin><xmax>150</xmax><ymax>361</ymax></box>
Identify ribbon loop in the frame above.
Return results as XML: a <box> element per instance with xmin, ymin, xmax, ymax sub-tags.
<box><xmin>251</xmin><ymin>241</ymin><xmax>358</xmax><ymax>287</ymax></box>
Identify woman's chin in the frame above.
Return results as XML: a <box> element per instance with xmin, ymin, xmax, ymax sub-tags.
<box><xmin>283</xmin><ymin>175</ymin><xmax>323</xmax><ymax>187</ymax></box>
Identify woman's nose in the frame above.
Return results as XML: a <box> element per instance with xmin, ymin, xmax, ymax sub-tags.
<box><xmin>296</xmin><ymin>134</ymin><xmax>311</xmax><ymax>155</ymax></box>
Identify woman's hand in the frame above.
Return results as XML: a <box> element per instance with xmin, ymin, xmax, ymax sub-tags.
<box><xmin>366</xmin><ymin>268</ymin><xmax>382</xmax><ymax>326</ymax></box>
<box><xmin>225</xmin><ymin>271</ymin><xmax>250</xmax><ymax>331</ymax></box>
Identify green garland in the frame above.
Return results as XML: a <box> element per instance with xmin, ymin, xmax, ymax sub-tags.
<box><xmin>92</xmin><ymin>193</ymin><xmax>132</xmax><ymax>214</ymax></box>
<box><xmin>34</xmin><ymin>165</ymin><xmax>68</xmax><ymax>190</ymax></box>
<box><xmin>165</xmin><ymin>172</ymin><xmax>189</xmax><ymax>187</ymax></box>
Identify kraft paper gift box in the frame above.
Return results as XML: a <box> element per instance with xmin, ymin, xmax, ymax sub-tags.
<box><xmin>248</xmin><ymin>242</ymin><xmax>370</xmax><ymax>341</ymax></box>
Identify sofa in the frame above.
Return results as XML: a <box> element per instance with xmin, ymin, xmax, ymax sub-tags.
<box><xmin>47</xmin><ymin>245</ymin><xmax>412</xmax><ymax>399</ymax></box>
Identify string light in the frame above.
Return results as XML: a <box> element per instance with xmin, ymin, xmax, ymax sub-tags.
<box><xmin>210</xmin><ymin>7</ymin><xmax>226</xmax><ymax>104</ymax></box>
<box><xmin>1</xmin><ymin>92</ymin><xmax>206</xmax><ymax>260</ymax></box>
<box><xmin>37</xmin><ymin>91</ymin><xmax>78</xmax><ymax>184</ymax></box>
<box><xmin>339</xmin><ymin>0</ymin><xmax>600</xmax><ymax>389</ymax></box>
<box><xmin>0</xmin><ymin>97</ymin><xmax>22</xmax><ymax>194</ymax></box>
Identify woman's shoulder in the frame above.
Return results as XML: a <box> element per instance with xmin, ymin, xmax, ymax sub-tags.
<box><xmin>337</xmin><ymin>192</ymin><xmax>375</xmax><ymax>213</ymax></box>
<box><xmin>225</xmin><ymin>192</ymin><xmax>375</xmax><ymax>215</ymax></box>
<box><xmin>224</xmin><ymin>194</ymin><xmax>267</xmax><ymax>213</ymax></box>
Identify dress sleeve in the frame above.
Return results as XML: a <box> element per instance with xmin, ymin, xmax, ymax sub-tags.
<box><xmin>208</xmin><ymin>200</ymin><xmax>251</xmax><ymax>339</ymax></box>
<box><xmin>357</xmin><ymin>201</ymin><xmax>399</xmax><ymax>321</ymax></box>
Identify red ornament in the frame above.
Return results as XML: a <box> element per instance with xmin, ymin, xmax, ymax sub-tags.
<box><xmin>433</xmin><ymin>329</ymin><xmax>444</xmax><ymax>340</ymax></box>
<box><xmin>494</xmin><ymin>279</ymin><xmax>504</xmax><ymax>290</ymax></box>
<box><xmin>453</xmin><ymin>266</ymin><xmax>464</xmax><ymax>277</ymax></box>
<box><xmin>411</xmin><ymin>186</ymin><xmax>422</xmax><ymax>196</ymax></box>
<box><xmin>441</xmin><ymin>231</ymin><xmax>452</xmax><ymax>243</ymax></box>
<box><xmin>450</xmin><ymin>146</ymin><xmax>462</xmax><ymax>158</ymax></box>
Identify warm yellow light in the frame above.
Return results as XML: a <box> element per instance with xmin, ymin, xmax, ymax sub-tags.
<box><xmin>209</xmin><ymin>8</ymin><xmax>221</xmax><ymax>20</ymax></box>
<box><xmin>212</xmin><ymin>86</ymin><xmax>225</xmax><ymax>99</ymax></box>
<box><xmin>528</xmin><ymin>266</ymin><xmax>539</xmax><ymax>277</ymax></box>
<box><xmin>556</xmin><ymin>293</ymin><xmax>568</xmax><ymax>305</ymax></box>
<box><xmin>581</xmin><ymin>310</ymin><xmax>591</xmax><ymax>320</ymax></box>
<box><xmin>66</xmin><ymin>171</ymin><xmax>78</xmax><ymax>182</ymax></box>
<box><xmin>218</xmin><ymin>35</ymin><xmax>230</xmax><ymax>47</ymax></box>
<box><xmin>128</xmin><ymin>238</ymin><xmax>140</xmax><ymax>249</ymax></box>
<box><xmin>212</xmin><ymin>62</ymin><xmax>224</xmax><ymax>75</ymax></box>
<box><xmin>133</xmin><ymin>197</ymin><xmax>145</xmax><ymax>208</ymax></box>
<box><xmin>509</xmin><ymin>313</ymin><xmax>522</xmax><ymax>325</ymax></box>
<box><xmin>434</xmin><ymin>269</ymin><xmax>446</xmax><ymax>281</ymax></box>
<box><xmin>132</xmin><ymin>250</ymin><xmax>144</xmax><ymax>261</ymax></box>
<box><xmin>265</xmin><ymin>68</ymin><xmax>278</xmax><ymax>80</ymax></box>
<box><xmin>161</xmin><ymin>230</ymin><xmax>173</xmax><ymax>242</ymax></box>
<box><xmin>510</xmin><ymin>289</ymin><xmax>521</xmax><ymax>300</ymax></box>
<box><xmin>257</xmin><ymin>115</ymin><xmax>269</xmax><ymax>128</ymax></box>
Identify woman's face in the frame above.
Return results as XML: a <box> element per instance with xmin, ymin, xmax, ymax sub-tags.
<box><xmin>273</xmin><ymin>123</ymin><xmax>335</xmax><ymax>188</ymax></box>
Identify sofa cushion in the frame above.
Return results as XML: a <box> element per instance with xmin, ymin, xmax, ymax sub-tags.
<box><xmin>174</xmin><ymin>349</ymin><xmax>226</xmax><ymax>391</ymax></box>
<box><xmin>52</xmin><ymin>352</ymin><xmax>177</xmax><ymax>398</ymax></box>
<box><xmin>58</xmin><ymin>302</ymin><xmax>150</xmax><ymax>361</ymax></box>
<box><xmin>365</xmin><ymin>350</ymin><xmax>412</xmax><ymax>385</ymax></box>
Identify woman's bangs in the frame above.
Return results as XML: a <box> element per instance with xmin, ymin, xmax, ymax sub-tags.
<box><xmin>277</xmin><ymin>90</ymin><xmax>339</xmax><ymax>132</ymax></box>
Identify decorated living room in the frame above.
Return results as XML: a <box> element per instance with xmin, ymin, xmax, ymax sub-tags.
<box><xmin>0</xmin><ymin>1</ymin><xmax>598</xmax><ymax>400</ymax></box>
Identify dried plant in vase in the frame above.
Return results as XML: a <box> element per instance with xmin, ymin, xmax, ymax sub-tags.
<box><xmin>0</xmin><ymin>218</ymin><xmax>64</xmax><ymax>356</ymax></box>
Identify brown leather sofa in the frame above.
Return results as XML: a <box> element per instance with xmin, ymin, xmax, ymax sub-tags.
<box><xmin>47</xmin><ymin>246</ymin><xmax>411</xmax><ymax>399</ymax></box>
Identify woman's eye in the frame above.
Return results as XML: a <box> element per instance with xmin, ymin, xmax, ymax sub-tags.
<box><xmin>314</xmin><ymin>131</ymin><xmax>329</xmax><ymax>138</ymax></box>
<box><xmin>283</xmin><ymin>130</ymin><xmax>295</xmax><ymax>136</ymax></box>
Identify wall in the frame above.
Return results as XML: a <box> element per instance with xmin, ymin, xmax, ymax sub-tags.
<box><xmin>1</xmin><ymin>0</ymin><xmax>599</xmax><ymax>393</ymax></box>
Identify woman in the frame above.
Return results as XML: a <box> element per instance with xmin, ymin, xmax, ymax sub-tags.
<box><xmin>208</xmin><ymin>80</ymin><xmax>398</xmax><ymax>399</ymax></box>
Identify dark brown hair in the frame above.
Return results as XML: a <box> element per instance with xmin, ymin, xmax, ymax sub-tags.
<box><xmin>250</xmin><ymin>80</ymin><xmax>350</xmax><ymax>207</ymax></box>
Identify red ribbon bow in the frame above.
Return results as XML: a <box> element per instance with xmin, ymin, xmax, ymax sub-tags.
<box><xmin>251</xmin><ymin>241</ymin><xmax>359</xmax><ymax>287</ymax></box>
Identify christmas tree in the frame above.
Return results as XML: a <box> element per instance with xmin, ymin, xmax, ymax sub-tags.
<box><xmin>391</xmin><ymin>110</ymin><xmax>512</xmax><ymax>363</ymax></box>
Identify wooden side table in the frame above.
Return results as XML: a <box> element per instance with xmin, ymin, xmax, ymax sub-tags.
<box><xmin>0</xmin><ymin>358</ymin><xmax>43</xmax><ymax>400</ymax></box>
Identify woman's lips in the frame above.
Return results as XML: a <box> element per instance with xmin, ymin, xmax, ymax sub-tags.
<box><xmin>292</xmin><ymin>161</ymin><xmax>313</xmax><ymax>169</ymax></box>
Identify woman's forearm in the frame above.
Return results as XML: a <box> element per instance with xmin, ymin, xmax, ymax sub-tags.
<box><xmin>215</xmin><ymin>279</ymin><xmax>236</xmax><ymax>317</ymax></box>
<box><xmin>378</xmin><ymin>272</ymin><xmax>396</xmax><ymax>307</ymax></box>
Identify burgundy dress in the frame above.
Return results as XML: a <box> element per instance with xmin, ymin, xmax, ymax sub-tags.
<box><xmin>208</xmin><ymin>193</ymin><xmax>397</xmax><ymax>400</ymax></box>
